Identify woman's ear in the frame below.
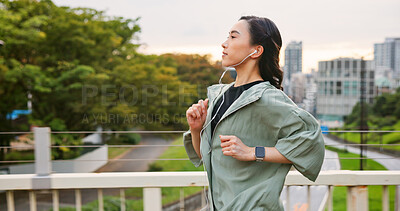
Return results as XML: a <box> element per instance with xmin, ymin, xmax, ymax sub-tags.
<box><xmin>252</xmin><ymin>45</ymin><xmax>264</xmax><ymax>58</ymax></box>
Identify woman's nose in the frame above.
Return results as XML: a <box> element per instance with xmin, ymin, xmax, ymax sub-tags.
<box><xmin>221</xmin><ymin>41</ymin><xmax>228</xmax><ymax>48</ymax></box>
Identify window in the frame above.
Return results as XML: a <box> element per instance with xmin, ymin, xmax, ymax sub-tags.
<box><xmin>353</xmin><ymin>60</ymin><xmax>358</xmax><ymax>69</ymax></box>
<box><xmin>352</xmin><ymin>81</ymin><xmax>358</xmax><ymax>96</ymax></box>
<box><xmin>353</xmin><ymin>69</ymin><xmax>357</xmax><ymax>77</ymax></box>
<box><xmin>344</xmin><ymin>69</ymin><xmax>350</xmax><ymax>77</ymax></box>
<box><xmin>345</xmin><ymin>60</ymin><xmax>350</xmax><ymax>69</ymax></box>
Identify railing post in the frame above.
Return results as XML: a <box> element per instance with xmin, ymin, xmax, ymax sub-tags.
<box><xmin>34</xmin><ymin>127</ymin><xmax>51</xmax><ymax>176</ymax></box>
<box><xmin>143</xmin><ymin>188</ymin><xmax>162</xmax><ymax>211</ymax></box>
<box><xmin>347</xmin><ymin>186</ymin><xmax>368</xmax><ymax>211</ymax></box>
<box><xmin>6</xmin><ymin>190</ymin><xmax>14</xmax><ymax>211</ymax></box>
<box><xmin>286</xmin><ymin>186</ymin><xmax>290</xmax><ymax>211</ymax></box>
<box><xmin>328</xmin><ymin>185</ymin><xmax>333</xmax><ymax>211</ymax></box>
<box><xmin>396</xmin><ymin>185</ymin><xmax>400</xmax><ymax>211</ymax></box>
<box><xmin>382</xmin><ymin>185</ymin><xmax>389</xmax><ymax>211</ymax></box>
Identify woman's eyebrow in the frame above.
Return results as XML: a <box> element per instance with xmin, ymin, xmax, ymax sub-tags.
<box><xmin>229</xmin><ymin>30</ymin><xmax>241</xmax><ymax>35</ymax></box>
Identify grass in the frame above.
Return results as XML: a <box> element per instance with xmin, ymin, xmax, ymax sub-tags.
<box><xmin>330</xmin><ymin>120</ymin><xmax>400</xmax><ymax>152</ymax></box>
<box><xmin>324</xmin><ymin>146</ymin><xmax>397</xmax><ymax>211</ymax></box>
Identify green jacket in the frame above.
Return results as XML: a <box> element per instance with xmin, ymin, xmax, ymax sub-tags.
<box><xmin>183</xmin><ymin>81</ymin><xmax>325</xmax><ymax>210</ymax></box>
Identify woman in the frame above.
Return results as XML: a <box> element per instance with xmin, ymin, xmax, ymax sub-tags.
<box><xmin>183</xmin><ymin>16</ymin><xmax>325</xmax><ymax>211</ymax></box>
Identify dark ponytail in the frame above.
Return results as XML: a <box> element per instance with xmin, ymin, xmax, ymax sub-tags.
<box><xmin>239</xmin><ymin>16</ymin><xmax>284</xmax><ymax>90</ymax></box>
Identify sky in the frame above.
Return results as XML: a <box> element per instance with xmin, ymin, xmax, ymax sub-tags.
<box><xmin>53</xmin><ymin>0</ymin><xmax>400</xmax><ymax>73</ymax></box>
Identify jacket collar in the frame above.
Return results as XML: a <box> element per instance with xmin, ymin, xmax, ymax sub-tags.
<box><xmin>207</xmin><ymin>80</ymin><xmax>275</xmax><ymax>104</ymax></box>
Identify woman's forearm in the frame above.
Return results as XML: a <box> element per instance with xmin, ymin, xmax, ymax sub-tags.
<box><xmin>251</xmin><ymin>147</ymin><xmax>292</xmax><ymax>164</ymax></box>
<box><xmin>190</xmin><ymin>129</ymin><xmax>202</xmax><ymax>159</ymax></box>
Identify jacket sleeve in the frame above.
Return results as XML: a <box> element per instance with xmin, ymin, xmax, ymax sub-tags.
<box><xmin>183</xmin><ymin>129</ymin><xmax>203</xmax><ymax>167</ymax></box>
<box><xmin>274</xmin><ymin>108</ymin><xmax>325</xmax><ymax>182</ymax></box>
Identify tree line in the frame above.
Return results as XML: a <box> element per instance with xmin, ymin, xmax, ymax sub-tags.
<box><xmin>0</xmin><ymin>0</ymin><xmax>226</xmax><ymax>158</ymax></box>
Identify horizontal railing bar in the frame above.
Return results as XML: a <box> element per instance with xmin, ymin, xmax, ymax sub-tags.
<box><xmin>52</xmin><ymin>158</ymin><xmax>191</xmax><ymax>162</ymax></box>
<box><xmin>0</xmin><ymin>171</ymin><xmax>399</xmax><ymax>190</ymax></box>
<box><xmin>49</xmin><ymin>145</ymin><xmax>185</xmax><ymax>148</ymax></box>
<box><xmin>1</xmin><ymin>130</ymin><xmax>400</xmax><ymax>135</ymax></box>
<box><xmin>1</xmin><ymin>143</ymin><xmax>400</xmax><ymax>150</ymax></box>
<box><xmin>0</xmin><ymin>132</ymin><xmax>33</xmax><ymax>135</ymax></box>
<box><xmin>49</xmin><ymin>157</ymin><xmax>399</xmax><ymax>162</ymax></box>
<box><xmin>51</xmin><ymin>130</ymin><xmax>186</xmax><ymax>134</ymax></box>
<box><xmin>1</xmin><ymin>156</ymin><xmax>399</xmax><ymax>164</ymax></box>
<box><xmin>323</xmin><ymin>130</ymin><xmax>400</xmax><ymax>133</ymax></box>
<box><xmin>325</xmin><ymin>144</ymin><xmax>400</xmax><ymax>146</ymax></box>
<box><xmin>0</xmin><ymin>160</ymin><xmax>35</xmax><ymax>163</ymax></box>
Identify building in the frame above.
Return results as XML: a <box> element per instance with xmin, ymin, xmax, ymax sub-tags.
<box><xmin>289</xmin><ymin>72</ymin><xmax>306</xmax><ymax>104</ymax></box>
<box><xmin>374</xmin><ymin>37</ymin><xmax>400</xmax><ymax>89</ymax></box>
<box><xmin>287</xmin><ymin>70</ymin><xmax>317</xmax><ymax>117</ymax></box>
<box><xmin>304</xmin><ymin>70</ymin><xmax>318</xmax><ymax>116</ymax></box>
<box><xmin>283</xmin><ymin>41</ymin><xmax>303</xmax><ymax>96</ymax></box>
<box><xmin>316</xmin><ymin>58</ymin><xmax>375</xmax><ymax>127</ymax></box>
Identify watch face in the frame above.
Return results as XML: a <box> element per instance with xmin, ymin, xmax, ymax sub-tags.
<box><xmin>255</xmin><ymin>147</ymin><xmax>265</xmax><ymax>158</ymax></box>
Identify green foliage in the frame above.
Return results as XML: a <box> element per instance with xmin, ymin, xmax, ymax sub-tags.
<box><xmin>119</xmin><ymin>133</ymin><xmax>141</xmax><ymax>144</ymax></box>
<box><xmin>0</xmin><ymin>0</ymin><xmax>225</xmax><ymax>161</ymax></box>
<box><xmin>4</xmin><ymin>150</ymin><xmax>34</xmax><ymax>161</ymax></box>
<box><xmin>341</xmin><ymin>88</ymin><xmax>400</xmax><ymax>153</ymax></box>
<box><xmin>148</xmin><ymin>163</ymin><xmax>163</xmax><ymax>171</ymax></box>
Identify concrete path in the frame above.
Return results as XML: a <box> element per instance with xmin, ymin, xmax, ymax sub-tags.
<box><xmin>323</xmin><ymin>134</ymin><xmax>400</xmax><ymax>170</ymax></box>
<box><xmin>97</xmin><ymin>134</ymin><xmax>173</xmax><ymax>172</ymax></box>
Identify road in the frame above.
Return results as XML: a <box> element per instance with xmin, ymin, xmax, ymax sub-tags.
<box><xmin>323</xmin><ymin>134</ymin><xmax>400</xmax><ymax>170</ymax></box>
<box><xmin>97</xmin><ymin>134</ymin><xmax>173</xmax><ymax>172</ymax></box>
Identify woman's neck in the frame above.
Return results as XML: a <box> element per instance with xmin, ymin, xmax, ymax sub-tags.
<box><xmin>233</xmin><ymin>62</ymin><xmax>263</xmax><ymax>87</ymax></box>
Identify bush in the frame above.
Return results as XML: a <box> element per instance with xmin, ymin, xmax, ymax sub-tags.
<box><xmin>119</xmin><ymin>133</ymin><xmax>141</xmax><ymax>144</ymax></box>
<box><xmin>4</xmin><ymin>150</ymin><xmax>34</xmax><ymax>161</ymax></box>
<box><xmin>148</xmin><ymin>163</ymin><xmax>163</xmax><ymax>171</ymax></box>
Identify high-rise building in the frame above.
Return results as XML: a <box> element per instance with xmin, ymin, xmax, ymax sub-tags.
<box><xmin>283</xmin><ymin>41</ymin><xmax>302</xmax><ymax>96</ymax></box>
<box><xmin>316</xmin><ymin>58</ymin><xmax>375</xmax><ymax>127</ymax></box>
<box><xmin>374</xmin><ymin>37</ymin><xmax>400</xmax><ymax>88</ymax></box>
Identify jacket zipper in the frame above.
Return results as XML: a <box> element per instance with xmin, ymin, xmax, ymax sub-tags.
<box><xmin>209</xmin><ymin>96</ymin><xmax>261</xmax><ymax>148</ymax></box>
<box><xmin>206</xmin><ymin>96</ymin><xmax>260</xmax><ymax>210</ymax></box>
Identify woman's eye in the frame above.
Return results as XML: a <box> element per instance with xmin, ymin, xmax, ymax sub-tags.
<box><xmin>227</xmin><ymin>36</ymin><xmax>235</xmax><ymax>39</ymax></box>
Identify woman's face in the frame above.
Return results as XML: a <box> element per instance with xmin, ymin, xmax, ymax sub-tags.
<box><xmin>221</xmin><ymin>20</ymin><xmax>255</xmax><ymax>67</ymax></box>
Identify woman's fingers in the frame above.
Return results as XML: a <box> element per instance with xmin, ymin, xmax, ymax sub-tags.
<box><xmin>199</xmin><ymin>99</ymin><xmax>204</xmax><ymax>111</ymax></box>
<box><xmin>186</xmin><ymin>99</ymin><xmax>208</xmax><ymax>120</ymax></box>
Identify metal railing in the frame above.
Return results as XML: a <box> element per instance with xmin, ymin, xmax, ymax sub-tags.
<box><xmin>0</xmin><ymin>127</ymin><xmax>400</xmax><ymax>211</ymax></box>
<box><xmin>1</xmin><ymin>171</ymin><xmax>400</xmax><ymax>211</ymax></box>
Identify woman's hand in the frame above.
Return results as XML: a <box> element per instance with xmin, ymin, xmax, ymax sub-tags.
<box><xmin>220</xmin><ymin>135</ymin><xmax>255</xmax><ymax>161</ymax></box>
<box><xmin>186</xmin><ymin>99</ymin><xmax>209</xmax><ymax>132</ymax></box>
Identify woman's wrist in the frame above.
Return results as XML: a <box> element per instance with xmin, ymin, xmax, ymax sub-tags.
<box><xmin>190</xmin><ymin>127</ymin><xmax>201</xmax><ymax>134</ymax></box>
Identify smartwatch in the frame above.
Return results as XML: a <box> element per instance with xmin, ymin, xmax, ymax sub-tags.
<box><xmin>255</xmin><ymin>146</ymin><xmax>265</xmax><ymax>162</ymax></box>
